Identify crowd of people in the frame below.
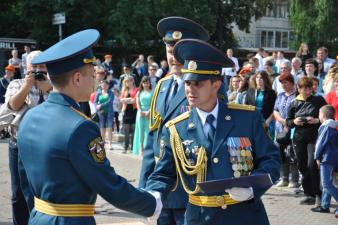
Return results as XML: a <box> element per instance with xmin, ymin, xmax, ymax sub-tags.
<box><xmin>224</xmin><ymin>44</ymin><xmax>338</xmax><ymax>217</ymax></box>
<box><xmin>89</xmin><ymin>54</ymin><xmax>167</xmax><ymax>156</ymax></box>
<box><xmin>0</xmin><ymin>35</ymin><xmax>337</xmax><ymax>224</ymax></box>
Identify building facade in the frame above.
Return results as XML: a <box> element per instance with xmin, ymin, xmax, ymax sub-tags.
<box><xmin>233</xmin><ymin>0</ymin><xmax>294</xmax><ymax>52</ymax></box>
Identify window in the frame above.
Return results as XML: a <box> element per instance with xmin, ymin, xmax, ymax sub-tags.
<box><xmin>260</xmin><ymin>30</ymin><xmax>290</xmax><ymax>49</ymax></box>
<box><xmin>282</xmin><ymin>32</ymin><xmax>289</xmax><ymax>48</ymax></box>
<box><xmin>267</xmin><ymin>31</ymin><xmax>274</xmax><ymax>48</ymax></box>
<box><xmin>275</xmin><ymin>31</ymin><xmax>281</xmax><ymax>48</ymax></box>
<box><xmin>264</xmin><ymin>2</ymin><xmax>289</xmax><ymax>18</ymax></box>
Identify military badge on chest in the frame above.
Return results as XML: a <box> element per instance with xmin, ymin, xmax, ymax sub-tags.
<box><xmin>88</xmin><ymin>137</ymin><xmax>106</xmax><ymax>163</ymax></box>
<box><xmin>227</xmin><ymin>137</ymin><xmax>254</xmax><ymax>177</ymax></box>
<box><xmin>182</xmin><ymin>140</ymin><xmax>200</xmax><ymax>166</ymax></box>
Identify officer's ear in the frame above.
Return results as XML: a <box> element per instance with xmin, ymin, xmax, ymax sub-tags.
<box><xmin>71</xmin><ymin>71</ymin><xmax>82</xmax><ymax>87</ymax></box>
<box><xmin>211</xmin><ymin>78</ymin><xmax>222</xmax><ymax>89</ymax></box>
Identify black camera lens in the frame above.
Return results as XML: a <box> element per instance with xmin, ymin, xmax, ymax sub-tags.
<box><xmin>32</xmin><ymin>71</ymin><xmax>47</xmax><ymax>81</ymax></box>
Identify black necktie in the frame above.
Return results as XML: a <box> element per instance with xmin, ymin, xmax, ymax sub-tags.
<box><xmin>172</xmin><ymin>80</ymin><xmax>178</xmax><ymax>98</ymax></box>
<box><xmin>206</xmin><ymin>114</ymin><xmax>216</xmax><ymax>144</ymax></box>
<box><xmin>166</xmin><ymin>80</ymin><xmax>178</xmax><ymax>111</ymax></box>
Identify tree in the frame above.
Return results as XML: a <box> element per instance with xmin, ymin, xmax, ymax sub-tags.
<box><xmin>1</xmin><ymin>0</ymin><xmax>272</xmax><ymax>57</ymax></box>
<box><xmin>108</xmin><ymin>0</ymin><xmax>272</xmax><ymax>52</ymax></box>
<box><xmin>290</xmin><ymin>0</ymin><xmax>338</xmax><ymax>55</ymax></box>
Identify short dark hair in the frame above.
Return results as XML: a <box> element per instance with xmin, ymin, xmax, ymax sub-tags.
<box><xmin>311</xmin><ymin>77</ymin><xmax>319</xmax><ymax>84</ymax></box>
<box><xmin>49</xmin><ymin>66</ymin><xmax>87</xmax><ymax>88</ymax></box>
<box><xmin>264</xmin><ymin>60</ymin><xmax>274</xmax><ymax>67</ymax></box>
<box><xmin>279</xmin><ymin>73</ymin><xmax>295</xmax><ymax>85</ymax></box>
<box><xmin>210</xmin><ymin>76</ymin><xmax>223</xmax><ymax>83</ymax></box>
<box><xmin>304</xmin><ymin>58</ymin><xmax>318</xmax><ymax>69</ymax></box>
<box><xmin>49</xmin><ymin>71</ymin><xmax>73</xmax><ymax>88</ymax></box>
<box><xmin>320</xmin><ymin>105</ymin><xmax>335</xmax><ymax>119</ymax></box>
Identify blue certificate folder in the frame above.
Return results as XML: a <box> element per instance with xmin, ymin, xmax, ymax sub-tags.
<box><xmin>198</xmin><ymin>174</ymin><xmax>273</xmax><ymax>194</ymax></box>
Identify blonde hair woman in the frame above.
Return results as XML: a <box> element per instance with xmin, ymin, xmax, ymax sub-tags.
<box><xmin>323</xmin><ymin>63</ymin><xmax>338</xmax><ymax>95</ymax></box>
<box><xmin>120</xmin><ymin>75</ymin><xmax>138</xmax><ymax>153</ymax></box>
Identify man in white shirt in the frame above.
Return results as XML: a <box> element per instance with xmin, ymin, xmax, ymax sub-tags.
<box><xmin>275</xmin><ymin>51</ymin><xmax>290</xmax><ymax>73</ymax></box>
<box><xmin>273</xmin><ymin>61</ymin><xmax>294</xmax><ymax>95</ymax></box>
<box><xmin>222</xmin><ymin>48</ymin><xmax>239</xmax><ymax>88</ymax></box>
<box><xmin>291</xmin><ymin>57</ymin><xmax>304</xmax><ymax>79</ymax></box>
<box><xmin>316</xmin><ymin>47</ymin><xmax>336</xmax><ymax>75</ymax></box>
<box><xmin>255</xmin><ymin>47</ymin><xmax>265</xmax><ymax>71</ymax></box>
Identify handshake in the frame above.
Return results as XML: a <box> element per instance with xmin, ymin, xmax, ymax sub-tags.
<box><xmin>147</xmin><ymin>191</ymin><xmax>163</xmax><ymax>222</ymax></box>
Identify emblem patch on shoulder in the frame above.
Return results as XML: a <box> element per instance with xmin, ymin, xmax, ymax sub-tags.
<box><xmin>88</xmin><ymin>137</ymin><xmax>106</xmax><ymax>163</ymax></box>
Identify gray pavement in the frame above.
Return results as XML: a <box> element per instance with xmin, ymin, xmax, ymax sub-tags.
<box><xmin>0</xmin><ymin>139</ymin><xmax>337</xmax><ymax>225</ymax></box>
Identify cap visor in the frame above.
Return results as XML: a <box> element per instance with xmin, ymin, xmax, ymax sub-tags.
<box><xmin>183</xmin><ymin>73</ymin><xmax>212</xmax><ymax>81</ymax></box>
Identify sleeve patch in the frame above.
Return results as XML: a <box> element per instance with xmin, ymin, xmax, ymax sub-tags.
<box><xmin>88</xmin><ymin>137</ymin><xmax>106</xmax><ymax>163</ymax></box>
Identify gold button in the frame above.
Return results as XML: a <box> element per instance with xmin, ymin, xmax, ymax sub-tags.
<box><xmin>215</xmin><ymin>196</ymin><xmax>225</xmax><ymax>206</ymax></box>
<box><xmin>213</xmin><ymin>157</ymin><xmax>219</xmax><ymax>164</ymax></box>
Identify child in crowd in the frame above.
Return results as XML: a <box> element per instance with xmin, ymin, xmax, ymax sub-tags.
<box><xmin>312</xmin><ymin>105</ymin><xmax>338</xmax><ymax>218</ymax></box>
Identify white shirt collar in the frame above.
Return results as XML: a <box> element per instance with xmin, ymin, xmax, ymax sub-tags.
<box><xmin>196</xmin><ymin>100</ymin><xmax>219</xmax><ymax>126</ymax></box>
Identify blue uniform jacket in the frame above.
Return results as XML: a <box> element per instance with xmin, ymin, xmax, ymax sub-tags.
<box><xmin>146</xmin><ymin>100</ymin><xmax>281</xmax><ymax>225</ymax></box>
<box><xmin>314</xmin><ymin>119</ymin><xmax>338</xmax><ymax>166</ymax></box>
<box><xmin>18</xmin><ymin>92</ymin><xmax>155</xmax><ymax>224</ymax></box>
<box><xmin>139</xmin><ymin>76</ymin><xmax>228</xmax><ymax>208</ymax></box>
<box><xmin>139</xmin><ymin>75</ymin><xmax>188</xmax><ymax>208</ymax></box>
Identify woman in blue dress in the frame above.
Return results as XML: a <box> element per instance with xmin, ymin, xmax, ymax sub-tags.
<box><xmin>132</xmin><ymin>76</ymin><xmax>153</xmax><ymax>156</ymax></box>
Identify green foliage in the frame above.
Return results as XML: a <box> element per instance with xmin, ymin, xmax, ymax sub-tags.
<box><xmin>290</xmin><ymin>0</ymin><xmax>338</xmax><ymax>55</ymax></box>
<box><xmin>0</xmin><ymin>0</ymin><xmax>272</xmax><ymax>56</ymax></box>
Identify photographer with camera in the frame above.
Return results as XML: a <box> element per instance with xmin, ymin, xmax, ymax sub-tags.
<box><xmin>286</xmin><ymin>77</ymin><xmax>326</xmax><ymax>207</ymax></box>
<box><xmin>4</xmin><ymin>50</ymin><xmax>52</xmax><ymax>225</ymax></box>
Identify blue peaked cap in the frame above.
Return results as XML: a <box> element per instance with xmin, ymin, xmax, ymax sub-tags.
<box><xmin>158</xmin><ymin>17</ymin><xmax>210</xmax><ymax>45</ymax></box>
<box><xmin>173</xmin><ymin>39</ymin><xmax>234</xmax><ymax>81</ymax></box>
<box><xmin>32</xmin><ymin>29</ymin><xmax>100</xmax><ymax>76</ymax></box>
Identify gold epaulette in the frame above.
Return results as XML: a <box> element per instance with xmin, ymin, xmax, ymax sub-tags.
<box><xmin>165</xmin><ymin>111</ymin><xmax>190</xmax><ymax>128</ymax></box>
<box><xmin>70</xmin><ymin>107</ymin><xmax>91</xmax><ymax>120</ymax></box>
<box><xmin>227</xmin><ymin>103</ymin><xmax>256</xmax><ymax>111</ymax></box>
<box><xmin>149</xmin><ymin>75</ymin><xmax>173</xmax><ymax>131</ymax></box>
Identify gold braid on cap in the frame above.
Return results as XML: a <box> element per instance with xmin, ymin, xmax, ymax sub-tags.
<box><xmin>181</xmin><ymin>69</ymin><xmax>220</xmax><ymax>75</ymax></box>
<box><xmin>166</xmin><ymin>119</ymin><xmax>208</xmax><ymax>194</ymax></box>
<box><xmin>83</xmin><ymin>57</ymin><xmax>96</xmax><ymax>64</ymax></box>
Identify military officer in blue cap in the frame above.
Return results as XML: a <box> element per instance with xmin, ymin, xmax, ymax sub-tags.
<box><xmin>17</xmin><ymin>29</ymin><xmax>162</xmax><ymax>224</ymax></box>
<box><xmin>146</xmin><ymin>39</ymin><xmax>281</xmax><ymax>225</ymax></box>
<box><xmin>139</xmin><ymin>16</ymin><xmax>216</xmax><ymax>225</ymax></box>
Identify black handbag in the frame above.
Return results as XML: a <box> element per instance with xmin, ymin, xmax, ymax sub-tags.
<box><xmin>276</xmin><ymin>130</ymin><xmax>291</xmax><ymax>145</ymax></box>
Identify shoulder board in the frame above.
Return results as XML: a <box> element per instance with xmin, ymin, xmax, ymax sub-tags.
<box><xmin>165</xmin><ymin>111</ymin><xmax>190</xmax><ymax>128</ymax></box>
<box><xmin>227</xmin><ymin>103</ymin><xmax>256</xmax><ymax>111</ymax></box>
<box><xmin>70</xmin><ymin>107</ymin><xmax>91</xmax><ymax>120</ymax></box>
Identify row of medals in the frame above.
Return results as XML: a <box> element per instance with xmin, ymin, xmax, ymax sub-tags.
<box><xmin>228</xmin><ymin>138</ymin><xmax>254</xmax><ymax>177</ymax></box>
<box><xmin>182</xmin><ymin>138</ymin><xmax>254</xmax><ymax>178</ymax></box>
<box><xmin>229</xmin><ymin>148</ymin><xmax>254</xmax><ymax>177</ymax></box>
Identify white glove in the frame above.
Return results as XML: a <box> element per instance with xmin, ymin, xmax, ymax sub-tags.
<box><xmin>147</xmin><ymin>191</ymin><xmax>163</xmax><ymax>222</ymax></box>
<box><xmin>225</xmin><ymin>187</ymin><xmax>254</xmax><ymax>201</ymax></box>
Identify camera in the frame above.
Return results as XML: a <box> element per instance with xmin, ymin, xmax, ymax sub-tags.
<box><xmin>300</xmin><ymin>117</ymin><xmax>308</xmax><ymax>124</ymax></box>
<box><xmin>31</xmin><ymin>71</ymin><xmax>47</xmax><ymax>81</ymax></box>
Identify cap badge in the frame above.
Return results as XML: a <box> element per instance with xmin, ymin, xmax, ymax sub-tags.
<box><xmin>172</xmin><ymin>31</ymin><xmax>182</xmax><ymax>40</ymax></box>
<box><xmin>188</xmin><ymin>60</ymin><xmax>198</xmax><ymax>70</ymax></box>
